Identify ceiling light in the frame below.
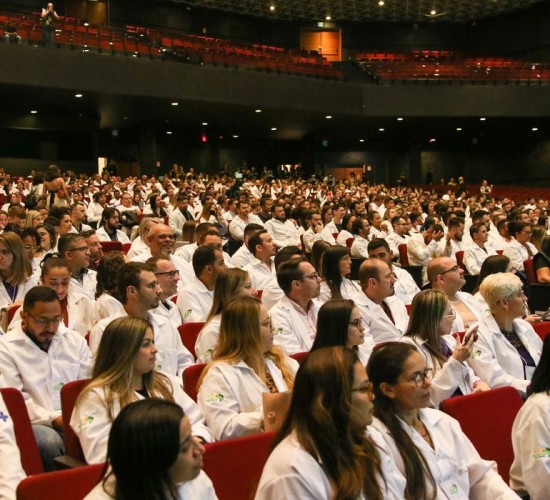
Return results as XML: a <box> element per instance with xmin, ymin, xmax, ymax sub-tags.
<box><xmin>359</xmin><ymin>139</ymin><xmax>365</xmax><ymax>142</ymax></box>
<box><xmin>202</xmin><ymin>122</ymin><xmax>208</xmax><ymax>126</ymax></box>
<box><xmin>379</xmin><ymin>128</ymin><xmax>385</xmax><ymax>132</ymax></box>
<box><xmin>123</xmin><ymin>116</ymin><xmax>128</xmax><ymax>120</ymax></box>
<box><xmin>166</xmin><ymin>131</ymin><xmax>173</xmax><ymax>135</ymax></box>
<box><xmin>456</xmin><ymin>127</ymin><xmax>462</xmax><ymax>131</ymax></box>
<box><xmin>326</xmin><ymin>115</ymin><xmax>332</xmax><ymax>119</ymax></box>
<box><xmin>480</xmin><ymin>117</ymin><xmax>486</xmax><ymax>121</ymax></box>
<box><xmin>378</xmin><ymin>0</ymin><xmax>385</xmax><ymax>6</ymax></box>
<box><xmin>269</xmin><ymin>4</ymin><xmax>275</xmax><ymax>12</ymax></box>
<box><xmin>255</xmin><ymin>109</ymin><xmax>262</xmax><ymax>113</ymax></box>
<box><xmin>30</xmin><ymin>110</ymin><xmax>37</xmax><ymax>114</ymax></box>
<box><xmin>429</xmin><ymin>138</ymin><xmax>436</xmax><ymax>143</ymax></box>
<box><xmin>397</xmin><ymin>117</ymin><xmax>403</xmax><ymax>121</ymax></box>
<box><xmin>171</xmin><ymin>102</ymin><xmax>179</xmax><ymax>106</ymax></box>
<box><xmin>233</xmin><ymin>134</ymin><xmax>239</xmax><ymax>138</ymax></box>
<box><xmin>532</xmin><ymin>127</ymin><xmax>538</xmax><ymax>131</ymax></box>
<box><xmin>271</xmin><ymin>127</ymin><xmax>277</xmax><ymax>131</ymax></box>
<box><xmin>75</xmin><ymin>94</ymin><xmax>83</xmax><ymax>98</ymax></box>
<box><xmin>325</xmin><ymin>15</ymin><xmax>331</xmax><ymax>21</ymax></box>
<box><xmin>430</xmin><ymin>9</ymin><xmax>437</xmax><ymax>15</ymax></box>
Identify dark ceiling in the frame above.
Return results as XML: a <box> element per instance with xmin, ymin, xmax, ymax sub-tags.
<box><xmin>164</xmin><ymin>0</ymin><xmax>546</xmax><ymax>23</ymax></box>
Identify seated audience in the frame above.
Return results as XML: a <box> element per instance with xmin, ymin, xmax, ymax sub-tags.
<box><xmin>534</xmin><ymin>235</ymin><xmax>550</xmax><ymax>283</ymax></box>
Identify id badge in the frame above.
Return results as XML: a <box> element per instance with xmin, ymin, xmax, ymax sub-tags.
<box><xmin>526</xmin><ymin>365</ymin><xmax>536</xmax><ymax>380</ymax></box>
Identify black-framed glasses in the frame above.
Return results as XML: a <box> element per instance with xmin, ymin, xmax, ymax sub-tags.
<box><xmin>352</xmin><ymin>380</ymin><xmax>374</xmax><ymax>394</ymax></box>
<box><xmin>439</xmin><ymin>265</ymin><xmax>460</xmax><ymax>276</ymax></box>
<box><xmin>67</xmin><ymin>246</ymin><xmax>90</xmax><ymax>253</ymax></box>
<box><xmin>154</xmin><ymin>270</ymin><xmax>180</xmax><ymax>278</ymax></box>
<box><xmin>301</xmin><ymin>272</ymin><xmax>319</xmax><ymax>281</ymax></box>
<box><xmin>406</xmin><ymin>368</ymin><xmax>433</xmax><ymax>386</ymax></box>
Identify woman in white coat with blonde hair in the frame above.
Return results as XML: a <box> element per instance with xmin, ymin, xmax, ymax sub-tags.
<box><xmin>400</xmin><ymin>289</ymin><xmax>490</xmax><ymax>406</ymax></box>
<box><xmin>468</xmin><ymin>272</ymin><xmax>542</xmax><ymax>394</ymax></box>
<box><xmin>71</xmin><ymin>316</ymin><xmax>211</xmax><ymax>464</ymax></box>
<box><xmin>197</xmin><ymin>296</ymin><xmax>298</xmax><ymax>441</ymax></box>
<box><xmin>0</xmin><ymin>232</ymin><xmax>35</xmax><ymax>311</ymax></box>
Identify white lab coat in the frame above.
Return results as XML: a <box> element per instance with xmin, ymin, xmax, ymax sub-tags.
<box><xmin>264</xmin><ymin>219</ymin><xmax>300</xmax><ymax>248</ymax></box>
<box><xmin>260</xmin><ymin>277</ymin><xmax>284</xmax><ymax>311</ymax></box>
<box><xmin>468</xmin><ymin>316</ymin><xmax>542</xmax><ymax>392</ymax></box>
<box><xmin>0</xmin><ymin>323</ymin><xmax>91</xmax><ymax>425</ymax></box>
<box><xmin>176</xmin><ymin>277</ymin><xmax>214</xmax><ymax>323</ymax></box>
<box><xmin>197</xmin><ymin>357</ymin><xmax>298</xmax><ymax>440</ymax></box>
<box><xmin>400</xmin><ymin>335</ymin><xmax>481</xmax><ymax>406</ymax></box>
<box><xmin>372</xmin><ymin>409</ymin><xmax>519</xmax><ymax>500</ymax></box>
<box><xmin>302</xmin><ymin>227</ymin><xmax>323</xmax><ymax>253</ymax></box>
<box><xmin>351</xmin><ymin>291</ymin><xmax>409</xmax><ymax>343</ymax></box>
<box><xmin>9</xmin><ymin>290</ymin><xmax>94</xmax><ymax>337</ymax></box>
<box><xmin>393</xmin><ymin>265</ymin><xmax>420</xmax><ymax>305</ymax></box>
<box><xmin>504</xmin><ymin>239</ymin><xmax>537</xmax><ymax>272</ymax></box>
<box><xmin>464</xmin><ymin>244</ymin><xmax>498</xmax><ymax>275</ymax></box>
<box><xmin>151</xmin><ymin>299</ymin><xmax>182</xmax><ymax>330</ymax></box>
<box><xmin>0</xmin><ymin>275</ymin><xmax>36</xmax><ymax>311</ymax></box>
<box><xmin>174</xmin><ymin>242</ymin><xmax>197</xmax><ymax>263</ymax></box>
<box><xmin>350</xmin><ymin>235</ymin><xmax>370</xmax><ymax>258</ymax></box>
<box><xmin>70</xmin><ymin>270</ymin><xmax>97</xmax><ymax>301</ymax></box>
<box><xmin>269</xmin><ymin>295</ymin><xmax>319</xmax><ymax>355</ymax></box>
<box><xmin>195</xmin><ymin>315</ymin><xmax>221</xmax><ymax>364</ymax></box>
<box><xmin>255</xmin><ymin>429</ymin><xmax>406</xmax><ymax>500</ymax></box>
<box><xmin>89</xmin><ymin>311</ymin><xmax>193</xmax><ymax>377</ymax></box>
<box><xmin>92</xmin><ymin>293</ymin><xmax>125</xmax><ymax>324</ymax></box>
<box><xmin>243</xmin><ymin>257</ymin><xmax>276</xmax><ymax>292</ymax></box>
<box><xmin>168</xmin><ymin>208</ymin><xmax>188</xmax><ymax>238</ymax></box>
<box><xmin>407</xmin><ymin>234</ymin><xmax>443</xmax><ymax>285</ymax></box>
<box><xmin>0</xmin><ymin>393</ymin><xmax>26</xmax><ymax>499</ymax></box>
<box><xmin>126</xmin><ymin>236</ymin><xmax>149</xmax><ymax>260</ymax></box>
<box><xmin>95</xmin><ymin>226</ymin><xmax>130</xmax><ymax>244</ymax></box>
<box><xmin>85</xmin><ymin>470</ymin><xmax>217</xmax><ymax>500</ymax></box>
<box><xmin>70</xmin><ymin>372</ymin><xmax>212</xmax><ymax>464</ymax></box>
<box><xmin>317</xmin><ymin>278</ymin><xmax>361</xmax><ymax>305</ymax></box>
<box><xmin>86</xmin><ymin>202</ymin><xmax>104</xmax><ymax>225</ymax></box>
<box><xmin>450</xmin><ymin>291</ymin><xmax>487</xmax><ymax>333</ymax></box>
<box><xmin>229</xmin><ymin>244</ymin><xmax>253</xmax><ymax>269</ymax></box>
<box><xmin>510</xmin><ymin>391</ymin><xmax>550</xmax><ymax>499</ymax></box>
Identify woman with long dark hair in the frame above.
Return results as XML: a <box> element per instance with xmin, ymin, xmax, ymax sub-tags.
<box><xmin>318</xmin><ymin>245</ymin><xmax>360</xmax><ymax>303</ymax></box>
<box><xmin>84</xmin><ymin>399</ymin><xmax>216</xmax><ymax>499</ymax></box>
<box><xmin>368</xmin><ymin>342</ymin><xmax>518</xmax><ymax>499</ymax></box>
<box><xmin>256</xmin><ymin>346</ymin><xmax>405</xmax><ymax>499</ymax></box>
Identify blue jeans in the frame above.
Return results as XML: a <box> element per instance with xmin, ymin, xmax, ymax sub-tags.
<box><xmin>32</xmin><ymin>424</ymin><xmax>64</xmax><ymax>471</ymax></box>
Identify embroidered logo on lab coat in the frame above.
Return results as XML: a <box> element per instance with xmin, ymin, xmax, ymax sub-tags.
<box><xmin>533</xmin><ymin>447</ymin><xmax>550</xmax><ymax>459</ymax></box>
<box><xmin>77</xmin><ymin>415</ymin><xmax>94</xmax><ymax>431</ymax></box>
<box><xmin>183</xmin><ymin>309</ymin><xmax>193</xmax><ymax>319</ymax></box>
<box><xmin>274</xmin><ymin>327</ymin><xmax>283</xmax><ymax>337</ymax></box>
<box><xmin>206</xmin><ymin>392</ymin><xmax>224</xmax><ymax>403</ymax></box>
<box><xmin>0</xmin><ymin>411</ymin><xmax>9</xmax><ymax>422</ymax></box>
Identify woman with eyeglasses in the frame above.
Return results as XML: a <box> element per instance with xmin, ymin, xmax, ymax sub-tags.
<box><xmin>400</xmin><ymin>290</ymin><xmax>490</xmax><ymax>406</ymax></box>
<box><xmin>468</xmin><ymin>273</ymin><xmax>542</xmax><ymax>394</ymax></box>
<box><xmin>318</xmin><ymin>245</ymin><xmax>360</xmax><ymax>304</ymax></box>
<box><xmin>195</xmin><ymin>268</ymin><xmax>257</xmax><ymax>363</ymax></box>
<box><xmin>310</xmin><ymin>299</ymin><xmax>374</xmax><ymax>366</ymax></box>
<box><xmin>20</xmin><ymin>227</ymin><xmax>42</xmax><ymax>274</ymax></box>
<box><xmin>367</xmin><ymin>342</ymin><xmax>519</xmax><ymax>500</ymax></box>
<box><xmin>84</xmin><ymin>399</ymin><xmax>216</xmax><ymax>500</ymax></box>
<box><xmin>0</xmin><ymin>232</ymin><xmax>35</xmax><ymax>310</ymax></box>
<box><xmin>36</xmin><ymin>223</ymin><xmax>57</xmax><ymax>259</ymax></box>
<box><xmin>197</xmin><ymin>296</ymin><xmax>298</xmax><ymax>441</ymax></box>
<box><xmin>256</xmin><ymin>346</ymin><xmax>405</xmax><ymax>499</ymax></box>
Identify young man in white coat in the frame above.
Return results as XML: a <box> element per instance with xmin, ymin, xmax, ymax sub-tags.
<box><xmin>0</xmin><ymin>286</ymin><xmax>92</xmax><ymax>471</ymax></box>
<box><xmin>95</xmin><ymin>207</ymin><xmax>130</xmax><ymax>244</ymax></box>
<box><xmin>89</xmin><ymin>262</ymin><xmax>194</xmax><ymax>376</ymax></box>
<box><xmin>351</xmin><ymin>259</ymin><xmax>409</xmax><ymax>343</ymax></box>
<box><xmin>269</xmin><ymin>259</ymin><xmax>321</xmax><ymax>355</ymax></box>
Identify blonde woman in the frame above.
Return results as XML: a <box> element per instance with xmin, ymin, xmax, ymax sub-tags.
<box><xmin>70</xmin><ymin>316</ymin><xmax>212</xmax><ymax>464</ymax></box>
<box><xmin>197</xmin><ymin>297</ymin><xmax>298</xmax><ymax>440</ymax></box>
<box><xmin>195</xmin><ymin>268</ymin><xmax>257</xmax><ymax>363</ymax></box>
<box><xmin>0</xmin><ymin>232</ymin><xmax>35</xmax><ymax>310</ymax></box>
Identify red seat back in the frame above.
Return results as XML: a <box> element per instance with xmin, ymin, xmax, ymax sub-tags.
<box><xmin>345</xmin><ymin>237</ymin><xmax>354</xmax><ymax>248</ymax></box>
<box><xmin>99</xmin><ymin>241</ymin><xmax>123</xmax><ymax>253</ymax></box>
<box><xmin>455</xmin><ymin>250</ymin><xmax>466</xmax><ymax>272</ymax></box>
<box><xmin>533</xmin><ymin>321</ymin><xmax>550</xmax><ymax>341</ymax></box>
<box><xmin>256</xmin><ymin>289</ymin><xmax>263</xmax><ymax>299</ymax></box>
<box><xmin>7</xmin><ymin>303</ymin><xmax>21</xmax><ymax>325</ymax></box>
<box><xmin>0</xmin><ymin>388</ymin><xmax>43</xmax><ymax>475</ymax></box>
<box><xmin>398</xmin><ymin>243</ymin><xmax>409</xmax><ymax>266</ymax></box>
<box><xmin>203</xmin><ymin>432</ymin><xmax>275</xmax><ymax>500</ymax></box>
<box><xmin>177</xmin><ymin>322</ymin><xmax>205</xmax><ymax>361</ymax></box>
<box><xmin>524</xmin><ymin>259</ymin><xmax>538</xmax><ymax>284</ymax></box>
<box><xmin>121</xmin><ymin>242</ymin><xmax>131</xmax><ymax>254</ymax></box>
<box><xmin>441</xmin><ymin>386</ymin><xmax>523</xmax><ymax>483</ymax></box>
<box><xmin>16</xmin><ymin>463</ymin><xmax>105</xmax><ymax>500</ymax></box>
<box><xmin>61</xmin><ymin>379</ymin><xmax>91</xmax><ymax>463</ymax></box>
<box><xmin>290</xmin><ymin>351</ymin><xmax>308</xmax><ymax>365</ymax></box>
<box><xmin>182</xmin><ymin>363</ymin><xmax>207</xmax><ymax>402</ymax></box>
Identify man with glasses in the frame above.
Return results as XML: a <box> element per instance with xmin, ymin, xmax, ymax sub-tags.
<box><xmin>147</xmin><ymin>256</ymin><xmax>182</xmax><ymax>329</ymax></box>
<box><xmin>504</xmin><ymin>221</ymin><xmax>537</xmax><ymax>273</ymax></box>
<box><xmin>269</xmin><ymin>259</ymin><xmax>321</xmax><ymax>355</ymax></box>
<box><xmin>386</xmin><ymin>215</ymin><xmax>411</xmax><ymax>261</ymax></box>
<box><xmin>0</xmin><ymin>286</ymin><xmax>91</xmax><ymax>470</ymax></box>
<box><xmin>89</xmin><ymin>262</ymin><xmax>193</xmax><ymax>376</ymax></box>
<box><xmin>58</xmin><ymin>233</ymin><xmax>97</xmax><ymax>300</ymax></box>
<box><xmin>428</xmin><ymin>256</ymin><xmax>484</xmax><ymax>333</ymax></box>
<box><xmin>351</xmin><ymin>259</ymin><xmax>409</xmax><ymax>343</ymax></box>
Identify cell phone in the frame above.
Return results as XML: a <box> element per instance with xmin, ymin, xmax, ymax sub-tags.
<box><xmin>463</xmin><ymin>323</ymin><xmax>479</xmax><ymax>344</ymax></box>
<box><xmin>541</xmin><ymin>306</ymin><xmax>550</xmax><ymax>322</ymax></box>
